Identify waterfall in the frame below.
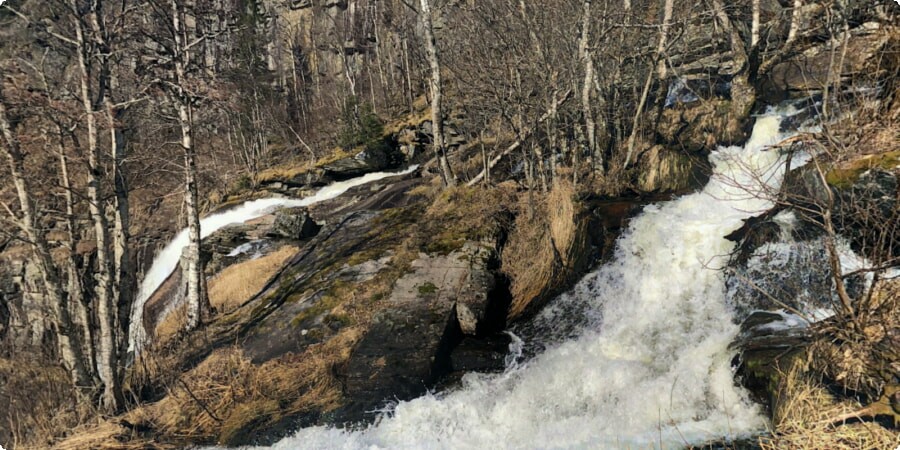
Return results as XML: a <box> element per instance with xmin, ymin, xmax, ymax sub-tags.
<box><xmin>128</xmin><ymin>166</ymin><xmax>419</xmax><ymax>353</ymax></box>
<box><xmin>239</xmin><ymin>108</ymin><xmax>800</xmax><ymax>449</ymax></box>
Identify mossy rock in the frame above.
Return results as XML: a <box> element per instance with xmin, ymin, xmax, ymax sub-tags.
<box><xmin>826</xmin><ymin>151</ymin><xmax>900</xmax><ymax>189</ymax></box>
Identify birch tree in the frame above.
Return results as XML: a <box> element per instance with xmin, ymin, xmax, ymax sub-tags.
<box><xmin>0</xmin><ymin>87</ymin><xmax>94</xmax><ymax>394</ymax></box>
<box><xmin>169</xmin><ymin>0</ymin><xmax>211</xmax><ymax>330</ymax></box>
<box><xmin>625</xmin><ymin>0</ymin><xmax>673</xmax><ymax>167</ymax></box>
<box><xmin>419</xmin><ymin>0</ymin><xmax>455</xmax><ymax>187</ymax></box>
<box><xmin>578</xmin><ymin>0</ymin><xmax>599</xmax><ymax>173</ymax></box>
<box><xmin>69</xmin><ymin>0</ymin><xmax>125</xmax><ymax>411</ymax></box>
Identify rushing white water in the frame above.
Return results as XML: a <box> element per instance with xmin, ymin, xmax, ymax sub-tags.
<box><xmin>237</xmin><ymin>110</ymin><xmax>800</xmax><ymax>449</ymax></box>
<box><xmin>128</xmin><ymin>166</ymin><xmax>419</xmax><ymax>352</ymax></box>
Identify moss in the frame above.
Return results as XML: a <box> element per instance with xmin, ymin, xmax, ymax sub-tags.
<box><xmin>290</xmin><ymin>281</ymin><xmax>351</xmax><ymax>328</ymax></box>
<box><xmin>826</xmin><ymin>150</ymin><xmax>900</xmax><ymax>189</ymax></box>
<box><xmin>418</xmin><ymin>282</ymin><xmax>438</xmax><ymax>295</ymax></box>
<box><xmin>324</xmin><ymin>313</ymin><xmax>353</xmax><ymax>329</ymax></box>
<box><xmin>424</xmin><ymin>237</ymin><xmax>466</xmax><ymax>255</ymax></box>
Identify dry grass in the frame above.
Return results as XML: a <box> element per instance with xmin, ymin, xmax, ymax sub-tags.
<box><xmin>148</xmin><ymin>328</ymin><xmax>359</xmax><ymax>445</ymax></box>
<box><xmin>420</xmin><ymin>182</ymin><xmax>516</xmax><ymax>255</ymax></box>
<box><xmin>503</xmin><ymin>180</ymin><xmax>583</xmax><ymax>319</ymax></box>
<box><xmin>153</xmin><ymin>304</ymin><xmax>188</xmax><ymax>345</ymax></box>
<box><xmin>759</xmin><ymin>363</ymin><xmax>900</xmax><ymax>450</ymax></box>
<box><xmin>256</xmin><ymin>160</ymin><xmax>315</xmax><ymax>184</ymax></box>
<box><xmin>52</xmin><ymin>420</ymin><xmax>169</xmax><ymax>450</ymax></box>
<box><xmin>61</xmin><ymin>328</ymin><xmax>362</xmax><ymax>448</ymax></box>
<box><xmin>208</xmin><ymin>245</ymin><xmax>299</xmax><ymax>313</ymax></box>
<box><xmin>0</xmin><ymin>358</ymin><xmax>96</xmax><ymax>449</ymax></box>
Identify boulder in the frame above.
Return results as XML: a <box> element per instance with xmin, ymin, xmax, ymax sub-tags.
<box><xmin>731</xmin><ymin>311</ymin><xmax>810</xmax><ymax>414</ymax></box>
<box><xmin>765</xmin><ymin>23</ymin><xmax>893</xmax><ymax>96</ymax></box>
<box><xmin>321</xmin><ymin>145</ymin><xmax>399</xmax><ymax>179</ymax></box>
<box><xmin>269</xmin><ymin>207</ymin><xmax>321</xmax><ymax>241</ymax></box>
<box><xmin>333</xmin><ymin>242</ymin><xmax>502</xmax><ymax>425</ymax></box>
<box><xmin>636</xmin><ymin>144</ymin><xmax>711</xmax><ymax>194</ymax></box>
<box><xmin>657</xmin><ymin>98</ymin><xmax>751</xmax><ymax>153</ymax></box>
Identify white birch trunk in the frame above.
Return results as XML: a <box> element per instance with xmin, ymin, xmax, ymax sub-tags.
<box><xmin>0</xmin><ymin>94</ymin><xmax>93</xmax><ymax>392</ymax></box>
<box><xmin>77</xmin><ymin>0</ymin><xmax>122</xmax><ymax>411</ymax></box>
<box><xmin>419</xmin><ymin>0</ymin><xmax>455</xmax><ymax>187</ymax></box>
<box><xmin>579</xmin><ymin>0</ymin><xmax>599</xmax><ymax>172</ymax></box>
<box><xmin>172</xmin><ymin>0</ymin><xmax>208</xmax><ymax>330</ymax></box>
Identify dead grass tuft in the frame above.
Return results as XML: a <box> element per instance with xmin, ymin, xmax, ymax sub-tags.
<box><xmin>0</xmin><ymin>358</ymin><xmax>95</xmax><ymax>449</ymax></box>
<box><xmin>153</xmin><ymin>329</ymin><xmax>358</xmax><ymax>445</ymax></box>
<box><xmin>153</xmin><ymin>304</ymin><xmax>188</xmax><ymax>346</ymax></box>
<box><xmin>503</xmin><ymin>180</ymin><xmax>584</xmax><ymax>319</ymax></box>
<box><xmin>208</xmin><ymin>245</ymin><xmax>299</xmax><ymax>313</ymax></box>
<box><xmin>759</xmin><ymin>363</ymin><xmax>899</xmax><ymax>450</ymax></box>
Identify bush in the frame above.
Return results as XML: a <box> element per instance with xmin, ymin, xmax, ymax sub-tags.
<box><xmin>338</xmin><ymin>96</ymin><xmax>388</xmax><ymax>155</ymax></box>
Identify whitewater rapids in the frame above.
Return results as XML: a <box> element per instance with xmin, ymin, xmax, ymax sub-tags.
<box><xmin>225</xmin><ymin>110</ymin><xmax>799</xmax><ymax>449</ymax></box>
<box><xmin>128</xmin><ymin>166</ymin><xmax>419</xmax><ymax>353</ymax></box>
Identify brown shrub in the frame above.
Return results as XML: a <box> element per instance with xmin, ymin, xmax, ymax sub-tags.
<box><xmin>759</xmin><ymin>363</ymin><xmax>899</xmax><ymax>450</ymax></box>
<box><xmin>0</xmin><ymin>358</ymin><xmax>95</xmax><ymax>449</ymax></box>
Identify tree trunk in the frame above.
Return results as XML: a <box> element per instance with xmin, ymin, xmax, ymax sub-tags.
<box><xmin>419</xmin><ymin>0</ymin><xmax>455</xmax><ymax>187</ymax></box>
<box><xmin>468</xmin><ymin>90</ymin><xmax>573</xmax><ymax>187</ymax></box>
<box><xmin>625</xmin><ymin>0</ymin><xmax>672</xmax><ymax>168</ymax></box>
<box><xmin>57</xmin><ymin>131</ymin><xmax>99</xmax><ymax>385</ymax></box>
<box><xmin>751</xmin><ymin>0</ymin><xmax>760</xmax><ymax>48</ymax></box>
<box><xmin>579</xmin><ymin>0</ymin><xmax>600</xmax><ymax>173</ymax></box>
<box><xmin>75</xmin><ymin>0</ymin><xmax>122</xmax><ymax>412</ymax></box>
<box><xmin>108</xmin><ymin>105</ymin><xmax>133</xmax><ymax>372</ymax></box>
<box><xmin>711</xmin><ymin>0</ymin><xmax>755</xmax><ymax>117</ymax></box>
<box><xmin>172</xmin><ymin>0</ymin><xmax>209</xmax><ymax>331</ymax></box>
<box><xmin>0</xmin><ymin>93</ymin><xmax>93</xmax><ymax>393</ymax></box>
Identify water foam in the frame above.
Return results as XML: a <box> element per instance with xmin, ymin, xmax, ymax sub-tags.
<box><xmin>232</xmin><ymin>111</ymin><xmax>797</xmax><ymax>449</ymax></box>
<box><xmin>128</xmin><ymin>166</ymin><xmax>419</xmax><ymax>352</ymax></box>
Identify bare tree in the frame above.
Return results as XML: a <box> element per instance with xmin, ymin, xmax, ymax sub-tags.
<box><xmin>169</xmin><ymin>0</ymin><xmax>211</xmax><ymax>331</ymax></box>
<box><xmin>0</xmin><ymin>87</ymin><xmax>93</xmax><ymax>394</ymax></box>
<box><xmin>419</xmin><ymin>0</ymin><xmax>455</xmax><ymax>187</ymax></box>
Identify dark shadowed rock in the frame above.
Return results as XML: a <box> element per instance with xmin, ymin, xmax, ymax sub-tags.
<box><xmin>321</xmin><ymin>145</ymin><xmax>399</xmax><ymax>179</ymax></box>
<box><xmin>270</xmin><ymin>207</ymin><xmax>321</xmax><ymax>240</ymax></box>
<box><xmin>731</xmin><ymin>311</ymin><xmax>810</xmax><ymax>415</ymax></box>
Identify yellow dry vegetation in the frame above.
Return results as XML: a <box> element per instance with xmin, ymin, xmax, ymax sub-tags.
<box><xmin>56</xmin><ymin>328</ymin><xmax>362</xmax><ymax>448</ymax></box>
<box><xmin>759</xmin><ymin>363</ymin><xmax>900</xmax><ymax>450</ymax></box>
<box><xmin>502</xmin><ymin>180</ymin><xmax>583</xmax><ymax>319</ymax></box>
<box><xmin>420</xmin><ymin>181</ymin><xmax>517</xmax><ymax>255</ymax></box>
<box><xmin>208</xmin><ymin>245</ymin><xmax>299</xmax><ymax>313</ymax></box>
<box><xmin>147</xmin><ymin>328</ymin><xmax>359</xmax><ymax>446</ymax></box>
<box><xmin>256</xmin><ymin>161</ymin><xmax>315</xmax><ymax>184</ymax></box>
<box><xmin>153</xmin><ymin>304</ymin><xmax>188</xmax><ymax>345</ymax></box>
<box><xmin>0</xmin><ymin>358</ymin><xmax>95</xmax><ymax>449</ymax></box>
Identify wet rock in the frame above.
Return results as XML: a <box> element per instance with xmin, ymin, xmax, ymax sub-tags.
<box><xmin>239</xmin><ymin>210</ymin><xmax>391</xmax><ymax>363</ymax></box>
<box><xmin>657</xmin><ymin>98</ymin><xmax>751</xmax><ymax>153</ymax></box>
<box><xmin>307</xmin><ymin>170</ymin><xmax>425</xmax><ymax>221</ymax></box>
<box><xmin>270</xmin><ymin>207</ymin><xmax>321</xmax><ymax>241</ymax></box>
<box><xmin>834</xmin><ymin>169</ymin><xmax>899</xmax><ymax>260</ymax></box>
<box><xmin>731</xmin><ymin>311</ymin><xmax>810</xmax><ymax>414</ymax></box>
<box><xmin>450</xmin><ymin>334</ymin><xmax>511</xmax><ymax>373</ymax></box>
<box><xmin>201</xmin><ymin>224</ymin><xmax>254</xmax><ymax>270</ymax></box>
